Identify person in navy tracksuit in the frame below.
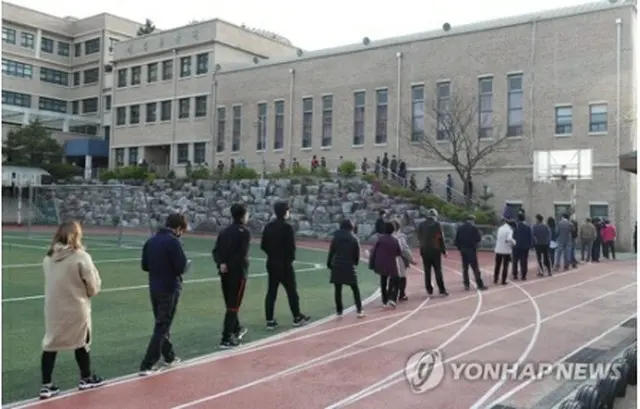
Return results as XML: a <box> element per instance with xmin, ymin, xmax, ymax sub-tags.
<box><xmin>512</xmin><ymin>212</ymin><xmax>533</xmax><ymax>280</ymax></box>
<box><xmin>454</xmin><ymin>215</ymin><xmax>487</xmax><ymax>291</ymax></box>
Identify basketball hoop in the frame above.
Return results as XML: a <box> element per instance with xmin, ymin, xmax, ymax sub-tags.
<box><xmin>551</xmin><ymin>174</ymin><xmax>568</xmax><ymax>189</ymax></box>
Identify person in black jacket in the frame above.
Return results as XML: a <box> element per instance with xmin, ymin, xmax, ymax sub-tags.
<box><xmin>327</xmin><ymin>220</ymin><xmax>365</xmax><ymax>318</ymax></box>
<box><xmin>417</xmin><ymin>209</ymin><xmax>449</xmax><ymax>296</ymax></box>
<box><xmin>139</xmin><ymin>213</ymin><xmax>189</xmax><ymax>376</ymax></box>
<box><xmin>212</xmin><ymin>204</ymin><xmax>251</xmax><ymax>349</ymax></box>
<box><xmin>512</xmin><ymin>212</ymin><xmax>533</xmax><ymax>280</ymax></box>
<box><xmin>374</xmin><ymin>210</ymin><xmax>386</xmax><ymax>235</ymax></box>
<box><xmin>454</xmin><ymin>215</ymin><xmax>487</xmax><ymax>291</ymax></box>
<box><xmin>261</xmin><ymin>202</ymin><xmax>310</xmax><ymax>330</ymax></box>
<box><xmin>591</xmin><ymin>218</ymin><xmax>602</xmax><ymax>262</ymax></box>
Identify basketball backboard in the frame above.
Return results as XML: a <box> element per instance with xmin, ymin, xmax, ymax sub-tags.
<box><xmin>533</xmin><ymin>149</ymin><xmax>593</xmax><ymax>182</ymax></box>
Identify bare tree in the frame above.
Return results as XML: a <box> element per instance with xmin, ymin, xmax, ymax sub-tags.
<box><xmin>407</xmin><ymin>92</ymin><xmax>511</xmax><ymax>202</ymax></box>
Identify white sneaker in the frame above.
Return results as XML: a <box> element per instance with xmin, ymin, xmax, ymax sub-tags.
<box><xmin>164</xmin><ymin>357</ymin><xmax>181</xmax><ymax>368</ymax></box>
<box><xmin>357</xmin><ymin>311</ymin><xmax>366</xmax><ymax>318</ymax></box>
<box><xmin>388</xmin><ymin>301</ymin><xmax>397</xmax><ymax>309</ymax></box>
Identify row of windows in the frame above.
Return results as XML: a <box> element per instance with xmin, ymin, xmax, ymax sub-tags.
<box><xmin>2</xmin><ymin>58</ymin><xmax>33</xmax><ymax>78</ymax></box>
<box><xmin>2</xmin><ymin>27</ymin><xmax>99</xmax><ymax>57</ymax></box>
<box><xmin>2</xmin><ymin>91</ymin><xmax>32</xmax><ymax>108</ymax></box>
<box><xmin>71</xmin><ymin>98</ymin><xmax>99</xmax><ymax>114</ymax></box>
<box><xmin>115</xmin><ymin>96</ymin><xmax>209</xmax><ymax>125</ymax></box>
<box><xmin>554</xmin><ymin>104</ymin><xmax>608</xmax><ymax>135</ymax></box>
<box><xmin>3</xmin><ymin>58</ymin><xmax>101</xmax><ymax>87</ymax></box>
<box><xmin>117</xmin><ymin>53</ymin><xmax>209</xmax><ymax>87</ymax></box>
<box><xmin>505</xmin><ymin>202</ymin><xmax>610</xmax><ymax>222</ymax></box>
<box><xmin>72</xmin><ymin>68</ymin><xmax>100</xmax><ymax>86</ymax></box>
<box><xmin>114</xmin><ymin>143</ymin><xmax>208</xmax><ymax>166</ymax></box>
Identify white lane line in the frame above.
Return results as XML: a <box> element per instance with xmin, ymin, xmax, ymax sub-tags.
<box><xmin>323</xmin><ymin>282</ymin><xmax>636</xmax><ymax>408</ymax></box>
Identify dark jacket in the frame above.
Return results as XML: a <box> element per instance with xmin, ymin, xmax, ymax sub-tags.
<box><xmin>513</xmin><ymin>222</ymin><xmax>534</xmax><ymax>250</ymax></box>
<box><xmin>454</xmin><ymin>222</ymin><xmax>481</xmax><ymax>249</ymax></box>
<box><xmin>417</xmin><ymin>218</ymin><xmax>446</xmax><ymax>255</ymax></box>
<box><xmin>212</xmin><ymin>221</ymin><xmax>251</xmax><ymax>277</ymax></box>
<box><xmin>369</xmin><ymin>234</ymin><xmax>401</xmax><ymax>277</ymax></box>
<box><xmin>532</xmin><ymin>223</ymin><xmax>551</xmax><ymax>245</ymax></box>
<box><xmin>141</xmin><ymin>227</ymin><xmax>188</xmax><ymax>293</ymax></box>
<box><xmin>260</xmin><ymin>219</ymin><xmax>295</xmax><ymax>269</ymax></box>
<box><xmin>374</xmin><ymin>218</ymin><xmax>386</xmax><ymax>235</ymax></box>
<box><xmin>327</xmin><ymin>229</ymin><xmax>360</xmax><ymax>285</ymax></box>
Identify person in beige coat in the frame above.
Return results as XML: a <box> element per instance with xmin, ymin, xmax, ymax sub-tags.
<box><xmin>40</xmin><ymin>221</ymin><xmax>104</xmax><ymax>400</ymax></box>
<box><xmin>391</xmin><ymin>219</ymin><xmax>414</xmax><ymax>302</ymax></box>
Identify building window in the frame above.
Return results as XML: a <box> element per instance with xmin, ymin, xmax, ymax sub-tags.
<box><xmin>115</xmin><ymin>148</ymin><xmax>125</xmax><ymax>166</ymax></box>
<box><xmin>274</xmin><ymin>101</ymin><xmax>285</xmax><ymax>150</ymax></box>
<box><xmin>104</xmin><ymin>95</ymin><xmax>112</xmax><ymax>111</ymax></box>
<box><xmin>2</xmin><ymin>91</ymin><xmax>31</xmax><ymax>108</ymax></box>
<box><xmin>2</xmin><ymin>27</ymin><xmax>16</xmax><ymax>44</ymax></box>
<box><xmin>82</xmin><ymin>98</ymin><xmax>98</xmax><ymax>113</ymax></box>
<box><xmin>195</xmin><ymin>96</ymin><xmax>207</xmax><ymax>117</ymax></box>
<box><xmin>589</xmin><ymin>204</ymin><xmax>609</xmax><ymax>220</ymax></box>
<box><xmin>104</xmin><ymin>126</ymin><xmax>110</xmax><ymax>142</ymax></box>
<box><xmin>72</xmin><ymin>100</ymin><xmax>79</xmax><ymax>115</ymax></box>
<box><xmin>256</xmin><ymin>103</ymin><xmax>267</xmax><ymax>151</ymax></box>
<box><xmin>375</xmin><ymin>89</ymin><xmax>388</xmax><ymax>144</ymax></box>
<box><xmin>116</xmin><ymin>107</ymin><xmax>126</xmax><ymax>125</ymax></box>
<box><xmin>74</xmin><ymin>43</ymin><xmax>81</xmax><ymax>57</ymax></box>
<box><xmin>196</xmin><ymin>53</ymin><xmax>208</xmax><ymax>75</ymax></box>
<box><xmin>352</xmin><ymin>91</ymin><xmax>365</xmax><ymax>146</ymax></box>
<box><xmin>131</xmin><ymin>66</ymin><xmax>141</xmax><ymax>85</ymax></box>
<box><xmin>177</xmin><ymin>143</ymin><xmax>189</xmax><ymax>164</ymax></box>
<box><xmin>73</xmin><ymin>72</ymin><xmax>80</xmax><ymax>86</ymax></box>
<box><xmin>20</xmin><ymin>32</ymin><xmax>34</xmax><ymax>48</ymax></box>
<box><xmin>84</xmin><ymin>38</ymin><xmax>100</xmax><ymax>55</ymax></box>
<box><xmin>41</xmin><ymin>37</ymin><xmax>54</xmax><ymax>53</ymax></box>
<box><xmin>147</xmin><ymin>62</ymin><xmax>158</xmax><ymax>82</ymax></box>
<box><xmin>217</xmin><ymin>107</ymin><xmax>226</xmax><ymax>153</ymax></box>
<box><xmin>40</xmin><ymin>67</ymin><xmax>69</xmax><ymax>86</ymax></box>
<box><xmin>504</xmin><ymin>202</ymin><xmax>523</xmax><ymax>218</ymax></box>
<box><xmin>589</xmin><ymin>104</ymin><xmax>608</xmax><ymax>133</ymax></box>
<box><xmin>129</xmin><ymin>105</ymin><xmax>140</xmax><ymax>124</ymax></box>
<box><xmin>507</xmin><ymin>74</ymin><xmax>524</xmax><ymax>137</ymax></box>
<box><xmin>2</xmin><ymin>58</ymin><xmax>33</xmax><ymax>78</ymax></box>
<box><xmin>57</xmin><ymin>41</ymin><xmax>69</xmax><ymax>56</ymax></box>
<box><xmin>478</xmin><ymin>77</ymin><xmax>493</xmax><ymax>139</ymax></box>
<box><xmin>321</xmin><ymin>95</ymin><xmax>333</xmax><ymax>147</ymax></box>
<box><xmin>83</xmin><ymin>68</ymin><xmax>99</xmax><ymax>85</ymax></box>
<box><xmin>436</xmin><ymin>82</ymin><xmax>451</xmax><ymax>141</ymax></box>
<box><xmin>554</xmin><ymin>203</ymin><xmax>572</xmax><ymax>221</ymax></box>
<box><xmin>38</xmin><ymin>97</ymin><xmax>67</xmax><ymax>113</ymax></box>
<box><xmin>180</xmin><ymin>56</ymin><xmax>191</xmax><ymax>77</ymax></box>
<box><xmin>411</xmin><ymin>85</ymin><xmax>425</xmax><ymax>142</ymax></box>
<box><xmin>128</xmin><ymin>147</ymin><xmax>138</xmax><ymax>165</ymax></box>
<box><xmin>232</xmin><ymin>105</ymin><xmax>241</xmax><ymax>152</ymax></box>
<box><xmin>160</xmin><ymin>100</ymin><xmax>171</xmax><ymax>121</ymax></box>
<box><xmin>117</xmin><ymin>68</ymin><xmax>127</xmax><ymax>87</ymax></box>
<box><xmin>178</xmin><ymin>98</ymin><xmax>190</xmax><ymax>119</ymax></box>
<box><xmin>302</xmin><ymin>98</ymin><xmax>313</xmax><ymax>149</ymax></box>
<box><xmin>162</xmin><ymin>60</ymin><xmax>172</xmax><ymax>80</ymax></box>
<box><xmin>146</xmin><ymin>102</ymin><xmax>157</xmax><ymax>122</ymax></box>
<box><xmin>193</xmin><ymin>142</ymin><xmax>206</xmax><ymax>164</ymax></box>
<box><xmin>555</xmin><ymin>106</ymin><xmax>573</xmax><ymax>135</ymax></box>
<box><xmin>108</xmin><ymin>37</ymin><xmax>119</xmax><ymax>52</ymax></box>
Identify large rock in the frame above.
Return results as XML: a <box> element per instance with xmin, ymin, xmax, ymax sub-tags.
<box><xmin>31</xmin><ymin>178</ymin><xmax>497</xmax><ymax>248</ymax></box>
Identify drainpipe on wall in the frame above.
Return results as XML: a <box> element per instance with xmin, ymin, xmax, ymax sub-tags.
<box><xmin>210</xmin><ymin>64</ymin><xmax>220</xmax><ymax>169</ymax></box>
<box><xmin>526</xmin><ymin>18</ymin><xmax>538</xmax><ymax>215</ymax></box>
<box><xmin>614</xmin><ymin>17</ymin><xmax>622</xmax><ymax>234</ymax></box>
<box><xmin>288</xmin><ymin>68</ymin><xmax>295</xmax><ymax>166</ymax></box>
<box><xmin>170</xmin><ymin>48</ymin><xmax>178</xmax><ymax>169</ymax></box>
<box><xmin>395</xmin><ymin>52</ymin><xmax>402</xmax><ymax>158</ymax></box>
<box><xmin>109</xmin><ymin>61</ymin><xmax>118</xmax><ymax>169</ymax></box>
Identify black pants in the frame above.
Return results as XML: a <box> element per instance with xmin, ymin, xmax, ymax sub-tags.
<box><xmin>549</xmin><ymin>247</ymin><xmax>556</xmax><ymax>267</ymax></box>
<box><xmin>534</xmin><ymin>244</ymin><xmax>551</xmax><ymax>273</ymax></box>
<box><xmin>334</xmin><ymin>283</ymin><xmax>362</xmax><ymax>314</ymax></box>
<box><xmin>460</xmin><ymin>248</ymin><xmax>484</xmax><ymax>288</ymax></box>
<box><xmin>592</xmin><ymin>239</ymin><xmax>601</xmax><ymax>261</ymax></box>
<box><xmin>140</xmin><ymin>290</ymin><xmax>180</xmax><ymax>370</ymax></box>
<box><xmin>397</xmin><ymin>277</ymin><xmax>407</xmax><ymax>297</ymax></box>
<box><xmin>512</xmin><ymin>248</ymin><xmax>529</xmax><ymax>279</ymax></box>
<box><xmin>603</xmin><ymin>241</ymin><xmax>616</xmax><ymax>259</ymax></box>
<box><xmin>221</xmin><ymin>274</ymin><xmax>246</xmax><ymax>341</ymax></box>
<box><xmin>421</xmin><ymin>251</ymin><xmax>446</xmax><ymax>294</ymax></box>
<box><xmin>265</xmin><ymin>264</ymin><xmax>301</xmax><ymax>322</ymax></box>
<box><xmin>380</xmin><ymin>276</ymin><xmax>399</xmax><ymax>304</ymax></box>
<box><xmin>494</xmin><ymin>253</ymin><xmax>511</xmax><ymax>284</ymax></box>
<box><xmin>42</xmin><ymin>332</ymin><xmax>92</xmax><ymax>384</ymax></box>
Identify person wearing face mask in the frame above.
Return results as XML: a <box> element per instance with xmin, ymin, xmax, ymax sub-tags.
<box><xmin>139</xmin><ymin>213</ymin><xmax>189</xmax><ymax>376</ymax></box>
<box><xmin>261</xmin><ymin>202</ymin><xmax>311</xmax><ymax>331</ymax></box>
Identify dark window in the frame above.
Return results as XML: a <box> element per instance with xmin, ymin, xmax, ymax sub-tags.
<box><xmin>116</xmin><ymin>107</ymin><xmax>126</xmax><ymax>125</ymax></box>
<box><xmin>353</xmin><ymin>91</ymin><xmax>365</xmax><ymax>146</ymax></box>
<box><xmin>2</xmin><ymin>27</ymin><xmax>16</xmax><ymax>44</ymax></box>
<box><xmin>2</xmin><ymin>58</ymin><xmax>33</xmax><ymax>78</ymax></box>
<box><xmin>178</xmin><ymin>98</ymin><xmax>190</xmax><ymax>119</ymax></box>
<box><xmin>40</xmin><ymin>67</ymin><xmax>69</xmax><ymax>86</ymax></box>
<box><xmin>129</xmin><ymin>105</ymin><xmax>140</xmax><ymax>124</ymax></box>
<box><xmin>589</xmin><ymin>104</ymin><xmax>608</xmax><ymax>133</ymax></box>
<box><xmin>256</xmin><ymin>103</ymin><xmax>267</xmax><ymax>151</ymax></box>
<box><xmin>2</xmin><ymin>91</ymin><xmax>31</xmax><ymax>108</ymax></box>
<box><xmin>217</xmin><ymin>107</ymin><xmax>226</xmax><ymax>153</ymax></box>
<box><xmin>177</xmin><ymin>143</ymin><xmax>189</xmax><ymax>164</ymax></box>
<box><xmin>321</xmin><ymin>95</ymin><xmax>332</xmax><ymax>147</ymax></box>
<box><xmin>84</xmin><ymin>38</ymin><xmax>100</xmax><ymax>55</ymax></box>
<box><xmin>478</xmin><ymin>77</ymin><xmax>493</xmax><ymax>139</ymax></box>
<box><xmin>57</xmin><ymin>41</ymin><xmax>69</xmax><ymax>56</ymax></box>
<box><xmin>83</xmin><ymin>68</ymin><xmax>99</xmax><ymax>85</ymax></box>
<box><xmin>196</xmin><ymin>53</ymin><xmax>208</xmax><ymax>75</ymax></box>
<box><xmin>302</xmin><ymin>98</ymin><xmax>313</xmax><ymax>149</ymax></box>
<box><xmin>232</xmin><ymin>105</ymin><xmax>241</xmax><ymax>152</ymax></box>
<box><xmin>104</xmin><ymin>95</ymin><xmax>112</xmax><ymax>111</ymax></box>
<box><xmin>73</xmin><ymin>72</ymin><xmax>80</xmax><ymax>86</ymax></box>
<box><xmin>162</xmin><ymin>60</ymin><xmax>172</xmax><ymax>80</ymax></box>
<box><xmin>131</xmin><ymin>66</ymin><xmax>141</xmax><ymax>85</ymax></box>
<box><xmin>128</xmin><ymin>147</ymin><xmax>138</xmax><ymax>165</ymax></box>
<box><xmin>117</xmin><ymin>68</ymin><xmax>127</xmax><ymax>87</ymax></box>
<box><xmin>180</xmin><ymin>56</ymin><xmax>191</xmax><ymax>77</ymax></box>
<box><xmin>72</xmin><ymin>100</ymin><xmax>79</xmax><ymax>114</ymax></box>
<box><xmin>38</xmin><ymin>97</ymin><xmax>67</xmax><ymax>113</ymax></box>
<box><xmin>161</xmin><ymin>100</ymin><xmax>172</xmax><ymax>121</ymax></box>
<box><xmin>410</xmin><ymin>85</ymin><xmax>424</xmax><ymax>142</ymax></box>
<box><xmin>193</xmin><ymin>142</ymin><xmax>206</xmax><ymax>164</ymax></box>
<box><xmin>507</xmin><ymin>74</ymin><xmax>524</xmax><ymax>137</ymax></box>
<box><xmin>589</xmin><ymin>204</ymin><xmax>609</xmax><ymax>220</ymax></box>
<box><xmin>436</xmin><ymin>82</ymin><xmax>451</xmax><ymax>141</ymax></box>
<box><xmin>146</xmin><ymin>102</ymin><xmax>157</xmax><ymax>122</ymax></box>
<box><xmin>195</xmin><ymin>96</ymin><xmax>207</xmax><ymax>117</ymax></box>
<box><xmin>74</xmin><ymin>43</ymin><xmax>81</xmax><ymax>57</ymax></box>
<box><xmin>375</xmin><ymin>89</ymin><xmax>388</xmax><ymax>144</ymax></box>
<box><xmin>82</xmin><ymin>98</ymin><xmax>98</xmax><ymax>113</ymax></box>
<box><xmin>555</xmin><ymin>106</ymin><xmax>573</xmax><ymax>135</ymax></box>
<box><xmin>41</xmin><ymin>37</ymin><xmax>54</xmax><ymax>53</ymax></box>
<box><xmin>147</xmin><ymin>62</ymin><xmax>158</xmax><ymax>82</ymax></box>
<box><xmin>274</xmin><ymin>101</ymin><xmax>285</xmax><ymax>150</ymax></box>
<box><xmin>20</xmin><ymin>32</ymin><xmax>34</xmax><ymax>48</ymax></box>
<box><xmin>115</xmin><ymin>148</ymin><xmax>125</xmax><ymax>166</ymax></box>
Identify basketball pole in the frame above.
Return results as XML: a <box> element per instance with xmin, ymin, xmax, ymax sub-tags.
<box><xmin>614</xmin><ymin>18</ymin><xmax>622</xmax><ymax>230</ymax></box>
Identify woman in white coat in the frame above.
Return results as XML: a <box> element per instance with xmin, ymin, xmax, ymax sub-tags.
<box><xmin>494</xmin><ymin>219</ymin><xmax>516</xmax><ymax>285</ymax></box>
<box><xmin>391</xmin><ymin>219</ymin><xmax>414</xmax><ymax>301</ymax></box>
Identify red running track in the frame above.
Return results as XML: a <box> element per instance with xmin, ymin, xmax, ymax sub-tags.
<box><xmin>7</xmin><ymin>251</ymin><xmax>636</xmax><ymax>409</ymax></box>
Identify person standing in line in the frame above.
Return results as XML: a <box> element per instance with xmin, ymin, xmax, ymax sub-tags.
<box><xmin>417</xmin><ymin>209</ymin><xmax>449</xmax><ymax>296</ymax></box>
<box><xmin>591</xmin><ymin>218</ymin><xmax>602</xmax><ymax>262</ymax></box>
<box><xmin>601</xmin><ymin>220</ymin><xmax>617</xmax><ymax>260</ymax></box>
<box><xmin>494</xmin><ymin>218</ymin><xmax>516</xmax><ymax>285</ymax></box>
<box><xmin>212</xmin><ymin>204</ymin><xmax>251</xmax><ymax>349</ymax></box>
<box><xmin>512</xmin><ymin>211</ymin><xmax>533</xmax><ymax>280</ymax></box>
<box><xmin>547</xmin><ymin>217</ymin><xmax>558</xmax><ymax>268</ymax></box>
<box><xmin>579</xmin><ymin>218</ymin><xmax>597</xmax><ymax>262</ymax></box>
<box><xmin>374</xmin><ymin>210</ymin><xmax>386</xmax><ymax>236</ymax></box>
<box><xmin>445</xmin><ymin>174</ymin><xmax>453</xmax><ymax>202</ymax></box>
<box><xmin>554</xmin><ymin>214</ymin><xmax>573</xmax><ymax>272</ymax></box>
<box><xmin>327</xmin><ymin>219</ymin><xmax>365</xmax><ymax>318</ymax></box>
<box><xmin>369</xmin><ymin>222</ymin><xmax>402</xmax><ymax>308</ymax></box>
<box><xmin>139</xmin><ymin>213</ymin><xmax>189</xmax><ymax>376</ymax></box>
<box><xmin>40</xmin><ymin>221</ymin><xmax>104</xmax><ymax>399</ymax></box>
<box><xmin>454</xmin><ymin>215</ymin><xmax>488</xmax><ymax>291</ymax></box>
<box><xmin>391</xmin><ymin>219</ymin><xmax>413</xmax><ymax>301</ymax></box>
<box><xmin>532</xmin><ymin>214</ymin><xmax>552</xmax><ymax>276</ymax></box>
<box><xmin>261</xmin><ymin>202</ymin><xmax>311</xmax><ymax>330</ymax></box>
<box><xmin>633</xmin><ymin>223</ymin><xmax>637</xmax><ymax>254</ymax></box>
<box><xmin>569</xmin><ymin>216</ymin><xmax>579</xmax><ymax>268</ymax></box>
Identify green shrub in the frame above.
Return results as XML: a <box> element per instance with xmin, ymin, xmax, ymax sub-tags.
<box><xmin>189</xmin><ymin>166</ymin><xmax>210</xmax><ymax>180</ymax></box>
<box><xmin>166</xmin><ymin>170</ymin><xmax>176</xmax><ymax>179</ymax></box>
<box><xmin>99</xmin><ymin>166</ymin><xmax>155</xmax><ymax>182</ymax></box>
<box><xmin>338</xmin><ymin>161</ymin><xmax>357</xmax><ymax>177</ymax></box>
<box><xmin>227</xmin><ymin>167</ymin><xmax>259</xmax><ymax>180</ymax></box>
<box><xmin>42</xmin><ymin>163</ymin><xmax>83</xmax><ymax>181</ymax></box>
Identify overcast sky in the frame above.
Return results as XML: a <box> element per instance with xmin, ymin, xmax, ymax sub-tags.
<box><xmin>13</xmin><ymin>0</ymin><xmax>597</xmax><ymax>50</ymax></box>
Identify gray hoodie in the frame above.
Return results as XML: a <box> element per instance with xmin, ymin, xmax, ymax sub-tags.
<box><xmin>556</xmin><ymin>218</ymin><xmax>574</xmax><ymax>246</ymax></box>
